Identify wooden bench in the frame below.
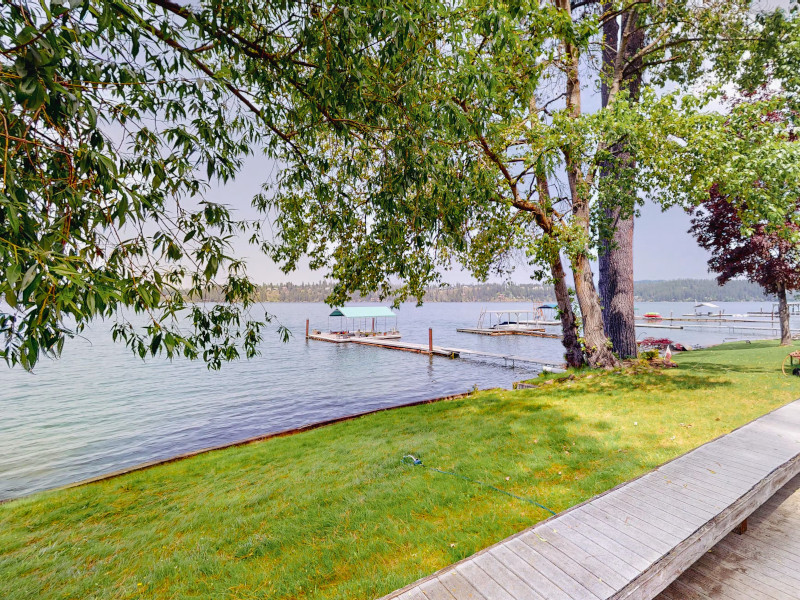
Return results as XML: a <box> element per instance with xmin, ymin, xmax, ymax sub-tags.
<box><xmin>379</xmin><ymin>399</ymin><xmax>800</xmax><ymax>600</ymax></box>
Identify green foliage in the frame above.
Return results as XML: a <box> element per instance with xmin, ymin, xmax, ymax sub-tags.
<box><xmin>1</xmin><ymin>0</ymin><xmax>427</xmax><ymax>369</ymax></box>
<box><xmin>258</xmin><ymin>1</ymin><xmax>763</xmax><ymax>308</ymax></box>
<box><xmin>0</xmin><ymin>0</ymin><xmax>269</xmax><ymax>369</ymax></box>
<box><xmin>633</xmin><ymin>278</ymin><xmax>773</xmax><ymax>302</ymax></box>
<box><xmin>2</xmin><ymin>0</ymin><xmax>795</xmax><ymax>368</ymax></box>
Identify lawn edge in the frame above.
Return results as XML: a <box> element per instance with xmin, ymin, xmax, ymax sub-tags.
<box><xmin>1</xmin><ymin>387</ymin><xmax>503</xmax><ymax>505</ymax></box>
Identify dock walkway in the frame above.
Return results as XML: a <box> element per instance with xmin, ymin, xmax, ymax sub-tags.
<box><xmin>379</xmin><ymin>399</ymin><xmax>800</xmax><ymax>600</ymax></box>
<box><xmin>656</xmin><ymin>471</ymin><xmax>800</xmax><ymax>599</ymax></box>
<box><xmin>456</xmin><ymin>327</ymin><xmax>561</xmax><ymax>338</ymax></box>
<box><xmin>346</xmin><ymin>338</ymin><xmax>565</xmax><ymax>371</ymax></box>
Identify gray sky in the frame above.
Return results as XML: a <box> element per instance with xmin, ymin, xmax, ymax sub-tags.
<box><xmin>208</xmin><ymin>155</ymin><xmax>714</xmax><ymax>285</ymax></box>
<box><xmin>205</xmin><ymin>0</ymin><xmax>794</xmax><ymax>286</ymax></box>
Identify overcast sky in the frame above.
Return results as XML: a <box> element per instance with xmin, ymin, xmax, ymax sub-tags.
<box><xmin>204</xmin><ymin>0</ymin><xmax>793</xmax><ymax>286</ymax></box>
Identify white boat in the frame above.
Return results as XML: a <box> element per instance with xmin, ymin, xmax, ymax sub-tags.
<box><xmin>683</xmin><ymin>302</ymin><xmax>723</xmax><ymax>317</ymax></box>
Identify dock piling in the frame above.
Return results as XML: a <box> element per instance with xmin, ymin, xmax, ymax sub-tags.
<box><xmin>305</xmin><ymin>319</ymin><xmax>309</xmax><ymax>339</ymax></box>
<box><xmin>428</xmin><ymin>328</ymin><xmax>433</xmax><ymax>354</ymax></box>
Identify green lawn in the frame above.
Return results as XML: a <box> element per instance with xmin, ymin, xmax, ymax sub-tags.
<box><xmin>2</xmin><ymin>341</ymin><xmax>800</xmax><ymax>600</ymax></box>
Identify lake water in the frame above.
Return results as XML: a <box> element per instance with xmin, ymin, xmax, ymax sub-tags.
<box><xmin>0</xmin><ymin>300</ymin><xmax>794</xmax><ymax>500</ymax></box>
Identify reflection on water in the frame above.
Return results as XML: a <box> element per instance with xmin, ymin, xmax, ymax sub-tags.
<box><xmin>0</xmin><ymin>301</ymin><xmax>790</xmax><ymax>500</ymax></box>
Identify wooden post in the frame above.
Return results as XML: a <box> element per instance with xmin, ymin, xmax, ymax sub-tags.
<box><xmin>305</xmin><ymin>319</ymin><xmax>309</xmax><ymax>339</ymax></box>
<box><xmin>428</xmin><ymin>328</ymin><xmax>433</xmax><ymax>353</ymax></box>
<box><xmin>734</xmin><ymin>518</ymin><xmax>748</xmax><ymax>535</ymax></box>
<box><xmin>372</xmin><ymin>317</ymin><xmax>375</xmax><ymax>333</ymax></box>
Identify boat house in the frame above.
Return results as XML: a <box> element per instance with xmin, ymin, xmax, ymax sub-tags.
<box><xmin>307</xmin><ymin>307</ymin><xmax>400</xmax><ymax>343</ymax></box>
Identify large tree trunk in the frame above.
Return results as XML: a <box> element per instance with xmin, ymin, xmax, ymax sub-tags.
<box><xmin>597</xmin><ymin>5</ymin><xmax>644</xmax><ymax>359</ymax></box>
<box><xmin>778</xmin><ymin>283</ymin><xmax>792</xmax><ymax>346</ymax></box>
<box><xmin>550</xmin><ymin>254</ymin><xmax>585</xmax><ymax>368</ymax></box>
<box><xmin>572</xmin><ymin>251</ymin><xmax>618</xmax><ymax>368</ymax></box>
<box><xmin>599</xmin><ymin>214</ymin><xmax>637</xmax><ymax>356</ymax></box>
<box><xmin>533</xmin><ymin>175</ymin><xmax>585</xmax><ymax>367</ymax></box>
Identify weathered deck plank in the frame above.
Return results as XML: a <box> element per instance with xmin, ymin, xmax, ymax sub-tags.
<box><xmin>655</xmin><ymin>473</ymin><xmax>800</xmax><ymax>599</ymax></box>
<box><xmin>378</xmin><ymin>400</ymin><xmax>800</xmax><ymax>600</ymax></box>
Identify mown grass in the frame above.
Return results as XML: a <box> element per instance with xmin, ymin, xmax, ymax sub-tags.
<box><xmin>2</xmin><ymin>340</ymin><xmax>799</xmax><ymax>600</ymax></box>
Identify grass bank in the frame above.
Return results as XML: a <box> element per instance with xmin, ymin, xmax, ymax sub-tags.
<box><xmin>2</xmin><ymin>341</ymin><xmax>799</xmax><ymax>600</ymax></box>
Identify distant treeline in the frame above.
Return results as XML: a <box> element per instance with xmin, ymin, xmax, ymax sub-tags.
<box><xmin>196</xmin><ymin>282</ymin><xmax>556</xmax><ymax>303</ymax></box>
<box><xmin>632</xmin><ymin>279</ymin><xmax>775</xmax><ymax>302</ymax></box>
<box><xmin>195</xmin><ymin>278</ymin><xmax>786</xmax><ymax>303</ymax></box>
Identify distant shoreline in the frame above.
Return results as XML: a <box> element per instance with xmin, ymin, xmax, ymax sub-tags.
<box><xmin>194</xmin><ymin>279</ymin><xmax>789</xmax><ymax>304</ymax></box>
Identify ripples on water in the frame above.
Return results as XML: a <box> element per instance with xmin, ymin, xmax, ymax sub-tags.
<box><xmin>0</xmin><ymin>301</ymin><xmax>789</xmax><ymax>499</ymax></box>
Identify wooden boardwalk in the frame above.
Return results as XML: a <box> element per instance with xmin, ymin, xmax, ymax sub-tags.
<box><xmin>656</xmin><ymin>471</ymin><xmax>800</xmax><ymax>599</ymax></box>
<box><xmin>379</xmin><ymin>400</ymin><xmax>800</xmax><ymax>600</ymax></box>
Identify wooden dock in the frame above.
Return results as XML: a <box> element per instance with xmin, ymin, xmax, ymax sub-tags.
<box><xmin>656</xmin><ymin>471</ymin><xmax>800</xmax><ymax>599</ymax></box>
<box><xmin>349</xmin><ymin>338</ymin><xmax>565</xmax><ymax>371</ymax></box>
<box><xmin>457</xmin><ymin>327</ymin><xmax>560</xmax><ymax>339</ymax></box>
<box><xmin>349</xmin><ymin>337</ymin><xmax>461</xmax><ymax>358</ymax></box>
<box><xmin>446</xmin><ymin>347</ymin><xmax>564</xmax><ymax>371</ymax></box>
<box><xmin>307</xmin><ymin>332</ymin><xmax>402</xmax><ymax>344</ymax></box>
<box><xmin>378</xmin><ymin>399</ymin><xmax>800</xmax><ymax>600</ymax></box>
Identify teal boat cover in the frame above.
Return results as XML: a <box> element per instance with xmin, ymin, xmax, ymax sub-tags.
<box><xmin>329</xmin><ymin>307</ymin><xmax>396</xmax><ymax>318</ymax></box>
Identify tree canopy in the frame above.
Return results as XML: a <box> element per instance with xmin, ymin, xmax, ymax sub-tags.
<box><xmin>2</xmin><ymin>0</ymin><xmax>797</xmax><ymax>369</ymax></box>
<box><xmin>0</xmin><ymin>0</ymin><xmax>429</xmax><ymax>369</ymax></box>
<box><xmin>690</xmin><ymin>184</ymin><xmax>800</xmax><ymax>344</ymax></box>
<box><xmin>260</xmin><ymin>0</ymin><xmax>766</xmax><ymax>366</ymax></box>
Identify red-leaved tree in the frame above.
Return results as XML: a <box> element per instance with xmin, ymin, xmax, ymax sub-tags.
<box><xmin>690</xmin><ymin>185</ymin><xmax>800</xmax><ymax>345</ymax></box>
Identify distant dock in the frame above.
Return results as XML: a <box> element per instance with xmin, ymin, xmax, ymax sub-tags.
<box><xmin>307</xmin><ymin>332</ymin><xmax>401</xmax><ymax>344</ymax></box>
<box><xmin>456</xmin><ymin>327</ymin><xmax>560</xmax><ymax>338</ymax></box>
<box><xmin>307</xmin><ymin>309</ymin><xmax>563</xmax><ymax>371</ymax></box>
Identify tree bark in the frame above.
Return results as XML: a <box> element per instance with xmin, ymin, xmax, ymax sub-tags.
<box><xmin>572</xmin><ymin>251</ymin><xmax>618</xmax><ymax>367</ymax></box>
<box><xmin>550</xmin><ymin>254</ymin><xmax>585</xmax><ymax>368</ymax></box>
<box><xmin>599</xmin><ymin>213</ymin><xmax>637</xmax><ymax>356</ymax></box>
<box><xmin>533</xmin><ymin>175</ymin><xmax>585</xmax><ymax>368</ymax></box>
<box><xmin>597</xmin><ymin>5</ymin><xmax>643</xmax><ymax>359</ymax></box>
<box><xmin>778</xmin><ymin>282</ymin><xmax>792</xmax><ymax>346</ymax></box>
<box><xmin>557</xmin><ymin>0</ymin><xmax>618</xmax><ymax>369</ymax></box>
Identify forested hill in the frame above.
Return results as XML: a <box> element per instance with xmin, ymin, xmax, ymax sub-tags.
<box><xmin>200</xmin><ymin>279</ymin><xmax>782</xmax><ymax>303</ymax></box>
<box><xmin>632</xmin><ymin>279</ymin><xmax>773</xmax><ymax>302</ymax></box>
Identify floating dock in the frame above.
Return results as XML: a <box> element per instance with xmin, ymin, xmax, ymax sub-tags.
<box><xmin>308</xmin><ymin>323</ymin><xmax>564</xmax><ymax>371</ymax></box>
<box><xmin>348</xmin><ymin>337</ymin><xmax>460</xmax><ymax>358</ymax></box>
<box><xmin>456</xmin><ymin>327</ymin><xmax>560</xmax><ymax>338</ymax></box>
<box><xmin>640</xmin><ymin>316</ymin><xmax>783</xmax><ymax>324</ymax></box>
<box><xmin>306</xmin><ymin>332</ymin><xmax>401</xmax><ymax>344</ymax></box>
<box><xmin>345</xmin><ymin>337</ymin><xmax>564</xmax><ymax>371</ymax></box>
<box><xmin>446</xmin><ymin>347</ymin><xmax>564</xmax><ymax>370</ymax></box>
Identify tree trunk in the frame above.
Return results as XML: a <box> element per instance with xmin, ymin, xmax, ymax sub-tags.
<box><xmin>572</xmin><ymin>251</ymin><xmax>618</xmax><ymax>368</ymax></box>
<box><xmin>556</xmin><ymin>0</ymin><xmax>618</xmax><ymax>369</ymax></box>
<box><xmin>599</xmin><ymin>210</ymin><xmax>637</xmax><ymax>357</ymax></box>
<box><xmin>532</xmin><ymin>175</ymin><xmax>585</xmax><ymax>368</ymax></box>
<box><xmin>550</xmin><ymin>254</ymin><xmax>585</xmax><ymax>368</ymax></box>
<box><xmin>598</xmin><ymin>5</ymin><xmax>643</xmax><ymax>359</ymax></box>
<box><xmin>778</xmin><ymin>283</ymin><xmax>792</xmax><ymax>346</ymax></box>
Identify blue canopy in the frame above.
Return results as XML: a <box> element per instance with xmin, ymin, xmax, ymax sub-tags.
<box><xmin>537</xmin><ymin>303</ymin><xmax>558</xmax><ymax>309</ymax></box>
<box><xmin>329</xmin><ymin>307</ymin><xmax>396</xmax><ymax>318</ymax></box>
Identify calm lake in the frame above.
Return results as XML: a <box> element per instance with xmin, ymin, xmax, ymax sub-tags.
<box><xmin>0</xmin><ymin>300</ymin><xmax>794</xmax><ymax>500</ymax></box>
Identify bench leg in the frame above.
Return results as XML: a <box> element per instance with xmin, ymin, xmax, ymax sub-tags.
<box><xmin>734</xmin><ymin>518</ymin><xmax>748</xmax><ymax>535</ymax></box>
